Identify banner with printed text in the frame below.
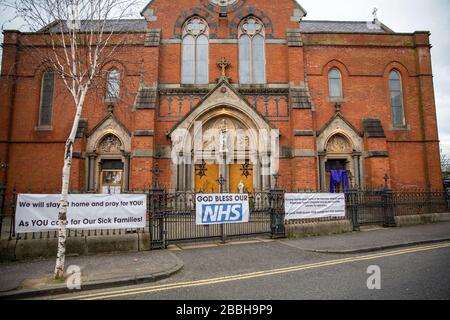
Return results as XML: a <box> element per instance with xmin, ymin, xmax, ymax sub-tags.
<box><xmin>15</xmin><ymin>194</ymin><xmax>147</xmax><ymax>233</ymax></box>
<box><xmin>196</xmin><ymin>194</ymin><xmax>250</xmax><ymax>225</ymax></box>
<box><xmin>284</xmin><ymin>193</ymin><xmax>346</xmax><ymax>220</ymax></box>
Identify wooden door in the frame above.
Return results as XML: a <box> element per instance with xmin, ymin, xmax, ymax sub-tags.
<box><xmin>195</xmin><ymin>164</ymin><xmax>219</xmax><ymax>193</ymax></box>
<box><xmin>229</xmin><ymin>163</ymin><xmax>254</xmax><ymax>194</ymax></box>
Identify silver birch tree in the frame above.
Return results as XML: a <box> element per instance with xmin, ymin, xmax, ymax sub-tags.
<box><xmin>2</xmin><ymin>0</ymin><xmax>144</xmax><ymax>279</ymax></box>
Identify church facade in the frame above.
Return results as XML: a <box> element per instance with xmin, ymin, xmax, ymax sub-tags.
<box><xmin>0</xmin><ymin>0</ymin><xmax>442</xmax><ymax>195</ymax></box>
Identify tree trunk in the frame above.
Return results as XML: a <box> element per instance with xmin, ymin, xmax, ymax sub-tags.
<box><xmin>54</xmin><ymin>90</ymin><xmax>87</xmax><ymax>279</ymax></box>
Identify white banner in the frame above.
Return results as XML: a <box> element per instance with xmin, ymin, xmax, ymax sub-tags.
<box><xmin>196</xmin><ymin>194</ymin><xmax>250</xmax><ymax>225</ymax></box>
<box><xmin>15</xmin><ymin>194</ymin><xmax>147</xmax><ymax>233</ymax></box>
<box><xmin>284</xmin><ymin>193</ymin><xmax>346</xmax><ymax>220</ymax></box>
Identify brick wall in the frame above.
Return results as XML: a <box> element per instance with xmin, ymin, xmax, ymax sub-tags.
<box><xmin>0</xmin><ymin>0</ymin><xmax>442</xmax><ymax>193</ymax></box>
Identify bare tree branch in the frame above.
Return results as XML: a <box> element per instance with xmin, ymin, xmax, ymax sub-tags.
<box><xmin>1</xmin><ymin>0</ymin><xmax>145</xmax><ymax>279</ymax></box>
<box><xmin>441</xmin><ymin>147</ymin><xmax>450</xmax><ymax>174</ymax></box>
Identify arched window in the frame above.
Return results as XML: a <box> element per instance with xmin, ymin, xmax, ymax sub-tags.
<box><xmin>38</xmin><ymin>70</ymin><xmax>55</xmax><ymax>127</ymax></box>
<box><xmin>239</xmin><ymin>17</ymin><xmax>266</xmax><ymax>84</ymax></box>
<box><xmin>106</xmin><ymin>69</ymin><xmax>121</xmax><ymax>101</ymax></box>
<box><xmin>328</xmin><ymin>68</ymin><xmax>342</xmax><ymax>98</ymax></box>
<box><xmin>182</xmin><ymin>17</ymin><xmax>209</xmax><ymax>85</ymax></box>
<box><xmin>389</xmin><ymin>70</ymin><xmax>405</xmax><ymax>126</ymax></box>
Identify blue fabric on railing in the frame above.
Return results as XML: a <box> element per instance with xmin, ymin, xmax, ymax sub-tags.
<box><xmin>330</xmin><ymin>170</ymin><xmax>349</xmax><ymax>193</ymax></box>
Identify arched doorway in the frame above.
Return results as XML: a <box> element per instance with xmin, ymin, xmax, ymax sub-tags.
<box><xmin>317</xmin><ymin>113</ymin><xmax>364</xmax><ymax>192</ymax></box>
<box><xmin>170</xmin><ymin>81</ymin><xmax>279</xmax><ymax>193</ymax></box>
<box><xmin>96</xmin><ymin>134</ymin><xmax>126</xmax><ymax>194</ymax></box>
<box><xmin>85</xmin><ymin>114</ymin><xmax>131</xmax><ymax>193</ymax></box>
<box><xmin>193</xmin><ymin>116</ymin><xmax>255</xmax><ymax>193</ymax></box>
<box><xmin>324</xmin><ymin>134</ymin><xmax>354</xmax><ymax>192</ymax></box>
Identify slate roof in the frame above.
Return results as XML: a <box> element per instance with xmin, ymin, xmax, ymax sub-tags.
<box><xmin>76</xmin><ymin>119</ymin><xmax>88</xmax><ymax>138</ymax></box>
<box><xmin>40</xmin><ymin>19</ymin><xmax>148</xmax><ymax>33</ymax></box>
<box><xmin>363</xmin><ymin>118</ymin><xmax>386</xmax><ymax>138</ymax></box>
<box><xmin>135</xmin><ymin>86</ymin><xmax>157</xmax><ymax>109</ymax></box>
<box><xmin>290</xmin><ymin>85</ymin><xmax>313</xmax><ymax>109</ymax></box>
<box><xmin>39</xmin><ymin>19</ymin><xmax>395</xmax><ymax>34</ymax></box>
<box><xmin>300</xmin><ymin>20</ymin><xmax>394</xmax><ymax>33</ymax></box>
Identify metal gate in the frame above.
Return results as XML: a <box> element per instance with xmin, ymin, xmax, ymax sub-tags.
<box><xmin>149</xmin><ymin>189</ymin><xmax>285</xmax><ymax>249</ymax></box>
<box><xmin>346</xmin><ymin>189</ymin><xmax>395</xmax><ymax>229</ymax></box>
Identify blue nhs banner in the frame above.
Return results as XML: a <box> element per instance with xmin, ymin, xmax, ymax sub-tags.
<box><xmin>196</xmin><ymin>194</ymin><xmax>250</xmax><ymax>225</ymax></box>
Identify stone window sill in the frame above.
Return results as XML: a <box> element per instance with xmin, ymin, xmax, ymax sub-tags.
<box><xmin>328</xmin><ymin>97</ymin><xmax>346</xmax><ymax>103</ymax></box>
<box><xmin>180</xmin><ymin>84</ymin><xmax>210</xmax><ymax>89</ymax></box>
<box><xmin>105</xmin><ymin>98</ymin><xmax>119</xmax><ymax>105</ymax></box>
<box><xmin>239</xmin><ymin>84</ymin><xmax>267</xmax><ymax>89</ymax></box>
<box><xmin>35</xmin><ymin>126</ymin><xmax>53</xmax><ymax>132</ymax></box>
<box><xmin>390</xmin><ymin>124</ymin><xmax>410</xmax><ymax>131</ymax></box>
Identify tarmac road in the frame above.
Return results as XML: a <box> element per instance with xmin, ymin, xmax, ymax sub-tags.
<box><xmin>44</xmin><ymin>240</ymin><xmax>450</xmax><ymax>300</ymax></box>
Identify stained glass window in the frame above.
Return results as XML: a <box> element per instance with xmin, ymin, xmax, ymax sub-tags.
<box><xmin>39</xmin><ymin>70</ymin><xmax>55</xmax><ymax>127</ymax></box>
<box><xmin>106</xmin><ymin>69</ymin><xmax>121</xmax><ymax>101</ymax></box>
<box><xmin>182</xmin><ymin>17</ymin><xmax>209</xmax><ymax>85</ymax></box>
<box><xmin>389</xmin><ymin>70</ymin><xmax>405</xmax><ymax>126</ymax></box>
<box><xmin>239</xmin><ymin>17</ymin><xmax>266</xmax><ymax>84</ymax></box>
<box><xmin>328</xmin><ymin>68</ymin><xmax>342</xmax><ymax>98</ymax></box>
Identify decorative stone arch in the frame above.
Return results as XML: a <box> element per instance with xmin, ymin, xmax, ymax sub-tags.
<box><xmin>323</xmin><ymin>133</ymin><xmax>354</xmax><ymax>161</ymax></box>
<box><xmin>100</xmin><ymin>58</ymin><xmax>129</xmax><ymax>77</ymax></box>
<box><xmin>317</xmin><ymin>114</ymin><xmax>364</xmax><ymax>190</ymax></box>
<box><xmin>230</xmin><ymin>8</ymin><xmax>274</xmax><ymax>38</ymax></box>
<box><xmin>200</xmin><ymin>0</ymin><xmax>247</xmax><ymax>14</ymax></box>
<box><xmin>382</xmin><ymin>61</ymin><xmax>412</xmax><ymax>78</ymax></box>
<box><xmin>382</xmin><ymin>61</ymin><xmax>410</xmax><ymax>128</ymax></box>
<box><xmin>173</xmin><ymin>8</ymin><xmax>218</xmax><ymax>39</ymax></box>
<box><xmin>86</xmin><ymin>114</ymin><xmax>131</xmax><ymax>192</ymax></box>
<box><xmin>31</xmin><ymin>61</ymin><xmax>55</xmax><ymax>78</ymax></box>
<box><xmin>170</xmin><ymin>80</ymin><xmax>278</xmax><ymax>192</ymax></box>
<box><xmin>321</xmin><ymin>59</ymin><xmax>350</xmax><ymax>77</ymax></box>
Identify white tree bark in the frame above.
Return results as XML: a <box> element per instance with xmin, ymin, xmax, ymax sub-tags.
<box><xmin>2</xmin><ymin>0</ymin><xmax>144</xmax><ymax>280</ymax></box>
<box><xmin>54</xmin><ymin>89</ymin><xmax>87</xmax><ymax>279</ymax></box>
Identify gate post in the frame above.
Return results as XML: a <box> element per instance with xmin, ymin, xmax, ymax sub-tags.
<box><xmin>447</xmin><ymin>189</ymin><xmax>450</xmax><ymax>210</ymax></box>
<box><xmin>217</xmin><ymin>174</ymin><xmax>227</xmax><ymax>244</ymax></box>
<box><xmin>382</xmin><ymin>188</ymin><xmax>396</xmax><ymax>227</ymax></box>
<box><xmin>148</xmin><ymin>186</ymin><xmax>166</xmax><ymax>249</ymax></box>
<box><xmin>0</xmin><ymin>185</ymin><xmax>5</xmax><ymax>239</ymax></box>
<box><xmin>270</xmin><ymin>188</ymin><xmax>285</xmax><ymax>238</ymax></box>
<box><xmin>345</xmin><ymin>187</ymin><xmax>360</xmax><ymax>231</ymax></box>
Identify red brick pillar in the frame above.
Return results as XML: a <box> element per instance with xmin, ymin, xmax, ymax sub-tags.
<box><xmin>414</xmin><ymin>32</ymin><xmax>442</xmax><ymax>189</ymax></box>
<box><xmin>129</xmin><ymin>29</ymin><xmax>161</xmax><ymax>191</ymax></box>
<box><xmin>287</xmin><ymin>30</ymin><xmax>317</xmax><ymax>190</ymax></box>
<box><xmin>364</xmin><ymin>137</ymin><xmax>391</xmax><ymax>189</ymax></box>
<box><xmin>0</xmin><ymin>31</ymin><xmax>20</xmax><ymax>191</ymax></box>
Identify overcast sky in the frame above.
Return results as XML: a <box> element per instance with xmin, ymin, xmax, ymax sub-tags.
<box><xmin>0</xmin><ymin>0</ymin><xmax>449</xmax><ymax>157</ymax></box>
<box><xmin>299</xmin><ymin>0</ymin><xmax>450</xmax><ymax>159</ymax></box>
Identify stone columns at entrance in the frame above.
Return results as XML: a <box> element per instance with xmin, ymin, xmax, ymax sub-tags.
<box><xmin>261</xmin><ymin>152</ymin><xmax>271</xmax><ymax>191</ymax></box>
<box><xmin>352</xmin><ymin>153</ymin><xmax>361</xmax><ymax>187</ymax></box>
<box><xmin>318</xmin><ymin>152</ymin><xmax>326</xmax><ymax>191</ymax></box>
<box><xmin>87</xmin><ymin>153</ymin><xmax>97</xmax><ymax>192</ymax></box>
<box><xmin>122</xmin><ymin>152</ymin><xmax>131</xmax><ymax>192</ymax></box>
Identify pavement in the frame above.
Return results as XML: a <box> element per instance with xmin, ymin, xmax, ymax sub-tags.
<box><xmin>0</xmin><ymin>250</ymin><xmax>183</xmax><ymax>299</ymax></box>
<box><xmin>280</xmin><ymin>222</ymin><xmax>450</xmax><ymax>254</ymax></box>
<box><xmin>0</xmin><ymin>221</ymin><xmax>449</xmax><ymax>299</ymax></box>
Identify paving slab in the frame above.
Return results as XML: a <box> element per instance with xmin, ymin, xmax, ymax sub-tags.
<box><xmin>281</xmin><ymin>222</ymin><xmax>450</xmax><ymax>253</ymax></box>
<box><xmin>0</xmin><ymin>250</ymin><xmax>183</xmax><ymax>299</ymax></box>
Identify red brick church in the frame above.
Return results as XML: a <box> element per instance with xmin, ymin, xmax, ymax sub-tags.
<box><xmin>0</xmin><ymin>0</ymin><xmax>442</xmax><ymax>195</ymax></box>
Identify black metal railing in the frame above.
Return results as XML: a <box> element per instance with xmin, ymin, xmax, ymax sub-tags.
<box><xmin>0</xmin><ymin>185</ymin><xmax>5</xmax><ymax>240</ymax></box>
<box><xmin>1</xmin><ymin>186</ymin><xmax>449</xmax><ymax>245</ymax></box>
<box><xmin>148</xmin><ymin>190</ymin><xmax>284</xmax><ymax>248</ymax></box>
<box><xmin>347</xmin><ymin>188</ymin><xmax>449</xmax><ymax>230</ymax></box>
<box><xmin>0</xmin><ymin>186</ymin><xmax>149</xmax><ymax>241</ymax></box>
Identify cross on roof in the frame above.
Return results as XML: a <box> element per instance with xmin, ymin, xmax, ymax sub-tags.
<box><xmin>373</xmin><ymin>7</ymin><xmax>379</xmax><ymax>21</ymax></box>
<box><xmin>217</xmin><ymin>57</ymin><xmax>231</xmax><ymax>78</ymax></box>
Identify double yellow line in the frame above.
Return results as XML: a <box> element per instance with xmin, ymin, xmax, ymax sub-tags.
<box><xmin>59</xmin><ymin>242</ymin><xmax>450</xmax><ymax>300</ymax></box>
